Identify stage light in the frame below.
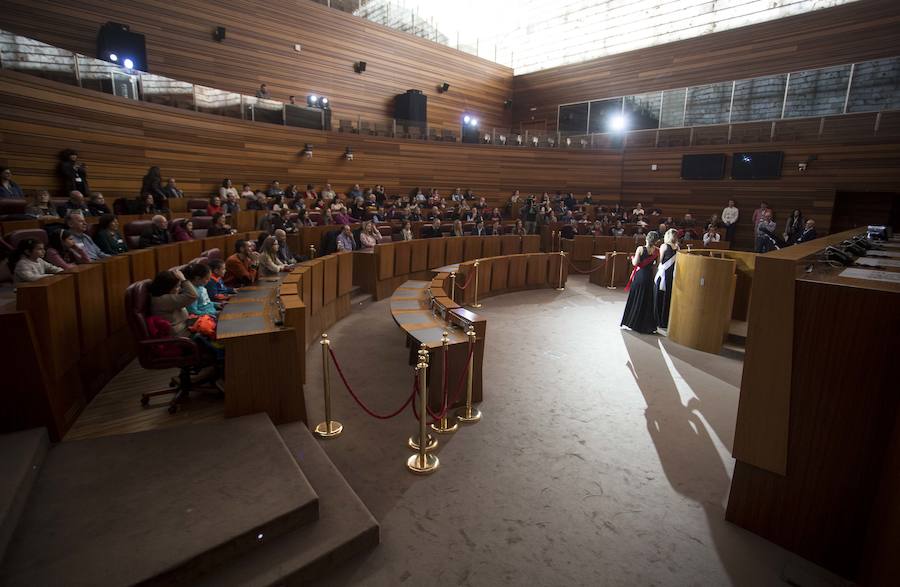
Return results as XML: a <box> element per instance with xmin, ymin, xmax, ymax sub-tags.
<box><xmin>609</xmin><ymin>114</ymin><xmax>627</xmax><ymax>132</ymax></box>
<box><xmin>308</xmin><ymin>95</ymin><xmax>318</xmax><ymax>107</ymax></box>
<box><xmin>344</xmin><ymin>146</ymin><xmax>353</xmax><ymax>161</ymax></box>
<box><xmin>123</xmin><ymin>58</ymin><xmax>134</xmax><ymax>69</ymax></box>
<box><xmin>463</xmin><ymin>115</ymin><xmax>471</xmax><ymax>124</ymax></box>
<box><xmin>470</xmin><ymin>118</ymin><xmax>478</xmax><ymax>127</ymax></box>
<box><xmin>302</xmin><ymin>143</ymin><xmax>314</xmax><ymax>159</ymax></box>
<box><xmin>321</xmin><ymin>97</ymin><xmax>329</xmax><ymax>106</ymax></box>
<box><xmin>109</xmin><ymin>53</ymin><xmax>118</xmax><ymax>62</ymax></box>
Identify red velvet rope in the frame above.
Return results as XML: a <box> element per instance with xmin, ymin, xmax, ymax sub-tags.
<box><xmin>566</xmin><ymin>258</ymin><xmax>607</xmax><ymax>274</ymax></box>
<box><xmin>411</xmin><ymin>342</ymin><xmax>475</xmax><ymax>422</ymax></box>
<box><xmin>328</xmin><ymin>346</ymin><xmax>416</xmax><ymax>419</ymax></box>
<box><xmin>455</xmin><ymin>268</ymin><xmax>476</xmax><ymax>290</ymax></box>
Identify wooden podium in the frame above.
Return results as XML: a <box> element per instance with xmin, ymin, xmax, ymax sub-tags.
<box><xmin>667</xmin><ymin>252</ymin><xmax>737</xmax><ymax>354</ymax></box>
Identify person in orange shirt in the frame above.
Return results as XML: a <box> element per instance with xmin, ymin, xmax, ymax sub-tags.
<box><xmin>224</xmin><ymin>239</ymin><xmax>259</xmax><ymax>287</ymax></box>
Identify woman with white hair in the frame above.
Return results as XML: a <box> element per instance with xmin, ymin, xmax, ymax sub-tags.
<box><xmin>654</xmin><ymin>228</ymin><xmax>680</xmax><ymax>329</ymax></box>
<box><xmin>621</xmin><ymin>231</ymin><xmax>660</xmax><ymax>334</ymax></box>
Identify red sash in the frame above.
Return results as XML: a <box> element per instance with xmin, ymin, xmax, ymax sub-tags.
<box><xmin>624</xmin><ymin>251</ymin><xmax>659</xmax><ymax>292</ymax></box>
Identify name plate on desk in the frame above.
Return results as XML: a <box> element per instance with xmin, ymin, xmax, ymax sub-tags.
<box><xmin>855</xmin><ymin>257</ymin><xmax>900</xmax><ymax>268</ymax></box>
<box><xmin>839</xmin><ymin>267</ymin><xmax>900</xmax><ymax>284</ymax></box>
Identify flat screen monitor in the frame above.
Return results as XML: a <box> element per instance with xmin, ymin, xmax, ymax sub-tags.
<box><xmin>681</xmin><ymin>154</ymin><xmax>726</xmax><ymax>180</ymax></box>
<box><xmin>731</xmin><ymin>151</ymin><xmax>784</xmax><ymax>179</ymax></box>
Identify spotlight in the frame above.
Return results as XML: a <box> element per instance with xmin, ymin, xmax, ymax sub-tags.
<box><xmin>109</xmin><ymin>53</ymin><xmax>118</xmax><ymax>62</ymax></box>
<box><xmin>302</xmin><ymin>143</ymin><xmax>314</xmax><ymax>159</ymax></box>
<box><xmin>470</xmin><ymin>118</ymin><xmax>478</xmax><ymax>127</ymax></box>
<box><xmin>307</xmin><ymin>95</ymin><xmax>319</xmax><ymax>107</ymax></box>
<box><xmin>344</xmin><ymin>146</ymin><xmax>353</xmax><ymax>161</ymax></box>
<box><xmin>439</xmin><ymin>82</ymin><xmax>450</xmax><ymax>93</ymax></box>
<box><xmin>123</xmin><ymin>58</ymin><xmax>134</xmax><ymax>69</ymax></box>
<box><xmin>609</xmin><ymin>114</ymin><xmax>627</xmax><ymax>132</ymax></box>
<box><xmin>321</xmin><ymin>97</ymin><xmax>329</xmax><ymax>107</ymax></box>
<box><xmin>463</xmin><ymin>115</ymin><xmax>471</xmax><ymax>124</ymax></box>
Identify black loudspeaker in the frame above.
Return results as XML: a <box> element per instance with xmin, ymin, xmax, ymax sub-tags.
<box><xmin>214</xmin><ymin>26</ymin><xmax>226</xmax><ymax>42</ymax></box>
<box><xmin>439</xmin><ymin>82</ymin><xmax>450</xmax><ymax>93</ymax></box>
<box><xmin>354</xmin><ymin>61</ymin><xmax>366</xmax><ymax>73</ymax></box>
<box><xmin>97</xmin><ymin>22</ymin><xmax>148</xmax><ymax>71</ymax></box>
<box><xmin>394</xmin><ymin>90</ymin><xmax>427</xmax><ymax>124</ymax></box>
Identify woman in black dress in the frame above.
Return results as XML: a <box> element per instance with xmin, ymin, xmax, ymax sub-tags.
<box><xmin>654</xmin><ymin>228</ymin><xmax>679</xmax><ymax>329</ymax></box>
<box><xmin>621</xmin><ymin>231</ymin><xmax>660</xmax><ymax>334</ymax></box>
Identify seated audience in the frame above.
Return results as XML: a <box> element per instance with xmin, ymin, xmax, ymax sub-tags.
<box><xmin>87</xmin><ymin>192</ymin><xmax>110</xmax><ymax>216</ymax></box>
<box><xmin>336</xmin><ymin>225</ymin><xmax>357</xmax><ymax>251</ymax></box>
<box><xmin>225</xmin><ymin>239</ymin><xmax>259</xmax><ymax>287</ymax></box>
<box><xmin>206</xmin><ymin>195</ymin><xmax>223</xmax><ymax>217</ymax></box>
<box><xmin>755</xmin><ymin>211</ymin><xmax>778</xmax><ymax>253</ymax></box>
<box><xmin>358</xmin><ymin>222</ymin><xmax>381</xmax><ymax>249</ymax></box>
<box><xmin>266</xmin><ymin>180</ymin><xmax>284</xmax><ymax>199</ymax></box>
<box><xmin>9</xmin><ymin>238</ymin><xmax>63</xmax><ymax>283</ymax></box>
<box><xmin>205</xmin><ymin>259</ymin><xmax>236</xmax><ymax>300</ymax></box>
<box><xmin>632</xmin><ymin>226</ymin><xmax>647</xmax><ymax>245</ymax></box>
<box><xmin>24</xmin><ymin>190</ymin><xmax>59</xmax><ymax>218</ymax></box>
<box><xmin>95</xmin><ymin>214</ymin><xmax>128</xmax><ymax>255</ymax></box>
<box><xmin>296</xmin><ymin>209</ymin><xmax>315</xmax><ymax>227</ymax></box>
<box><xmin>0</xmin><ymin>167</ymin><xmax>24</xmax><ymax>198</ymax></box>
<box><xmin>223</xmin><ymin>191</ymin><xmax>240</xmax><ymax>215</ymax></box>
<box><xmin>796</xmin><ymin>219</ymin><xmax>818</xmax><ymax>243</ymax></box>
<box><xmin>148</xmin><ymin>269</ymin><xmax>197</xmax><ymax>338</ymax></box>
<box><xmin>137</xmin><ymin>193</ymin><xmax>161</xmax><ymax>215</ymax></box>
<box><xmin>422</xmin><ymin>218</ymin><xmax>443</xmax><ymax>238</ymax></box>
<box><xmin>256</xmin><ymin>83</ymin><xmax>271</xmax><ymax>99</ymax></box>
<box><xmin>139</xmin><ymin>215</ymin><xmax>172</xmax><ymax>248</ymax></box>
<box><xmin>208</xmin><ymin>211</ymin><xmax>235</xmax><ymax>236</ymax></box>
<box><xmin>163</xmin><ymin>178</ymin><xmax>184</xmax><ymax>199</ymax></box>
<box><xmin>321</xmin><ymin>183</ymin><xmax>336</xmax><ymax>201</ymax></box>
<box><xmin>348</xmin><ymin>184</ymin><xmax>363</xmax><ymax>199</ymax></box>
<box><xmin>46</xmin><ymin>229</ymin><xmax>90</xmax><ymax>269</ymax></box>
<box><xmin>58</xmin><ymin>190</ymin><xmax>91</xmax><ymax>217</ymax></box>
<box><xmin>610</xmin><ymin>220</ymin><xmax>625</xmax><ymax>236</ymax></box>
<box><xmin>632</xmin><ymin>202</ymin><xmax>645</xmax><ymax>216</ymax></box>
<box><xmin>399</xmin><ymin>221</ymin><xmax>414</xmax><ymax>241</ymax></box>
<box><xmin>219</xmin><ymin>178</ymin><xmax>238</xmax><ymax>200</ymax></box>
<box><xmin>67</xmin><ymin>211</ymin><xmax>108</xmax><ymax>260</ymax></box>
<box><xmin>451</xmin><ymin>220</ymin><xmax>465</xmax><ymax>237</ymax></box>
<box><xmin>472</xmin><ymin>219</ymin><xmax>487</xmax><ymax>236</ymax></box>
<box><xmin>560</xmin><ymin>221</ymin><xmax>577</xmax><ymax>240</ymax></box>
<box><xmin>142</xmin><ymin>166</ymin><xmax>168</xmax><ymax>210</ymax></box>
<box><xmin>488</xmin><ymin>219</ymin><xmax>503</xmax><ymax>235</ymax></box>
<box><xmin>512</xmin><ymin>219</ymin><xmax>527</xmax><ymax>236</ymax></box>
<box><xmin>258</xmin><ymin>236</ymin><xmax>291</xmax><ymax>276</ymax></box>
<box><xmin>703</xmin><ymin>225</ymin><xmax>721</xmax><ymax>246</ymax></box>
<box><xmin>171</xmin><ymin>219</ymin><xmax>195</xmax><ymax>242</ymax></box>
<box><xmin>274</xmin><ymin>229</ymin><xmax>302</xmax><ymax>263</ymax></box>
<box><xmin>240</xmin><ymin>184</ymin><xmax>262</xmax><ymax>209</ymax></box>
<box><xmin>184</xmin><ymin>263</ymin><xmax>220</xmax><ymax>316</ymax></box>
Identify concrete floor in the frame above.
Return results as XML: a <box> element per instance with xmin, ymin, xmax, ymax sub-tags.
<box><xmin>306</xmin><ymin>275</ymin><xmax>848</xmax><ymax>587</ymax></box>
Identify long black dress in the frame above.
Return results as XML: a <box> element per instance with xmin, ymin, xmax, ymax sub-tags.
<box><xmin>654</xmin><ymin>245</ymin><xmax>676</xmax><ymax>329</ymax></box>
<box><xmin>621</xmin><ymin>247</ymin><xmax>658</xmax><ymax>334</ymax></box>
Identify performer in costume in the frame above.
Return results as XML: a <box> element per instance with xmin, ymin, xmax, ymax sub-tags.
<box><xmin>654</xmin><ymin>228</ymin><xmax>679</xmax><ymax>329</ymax></box>
<box><xmin>621</xmin><ymin>231</ymin><xmax>660</xmax><ymax>334</ymax></box>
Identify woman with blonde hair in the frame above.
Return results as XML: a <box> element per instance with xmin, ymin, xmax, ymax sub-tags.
<box><xmin>654</xmin><ymin>228</ymin><xmax>679</xmax><ymax>329</ymax></box>
<box><xmin>451</xmin><ymin>219</ymin><xmax>465</xmax><ymax>237</ymax></box>
<box><xmin>257</xmin><ymin>236</ymin><xmax>288</xmax><ymax>276</ymax></box>
<box><xmin>359</xmin><ymin>221</ymin><xmax>383</xmax><ymax>249</ymax></box>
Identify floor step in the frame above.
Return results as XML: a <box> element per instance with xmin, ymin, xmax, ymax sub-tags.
<box><xmin>0</xmin><ymin>414</ymin><xmax>318</xmax><ymax>586</ymax></box>
<box><xmin>349</xmin><ymin>286</ymin><xmax>371</xmax><ymax>307</ymax></box>
<box><xmin>192</xmin><ymin>422</ymin><xmax>379</xmax><ymax>586</ymax></box>
<box><xmin>0</xmin><ymin>428</ymin><xmax>49</xmax><ymax>564</ymax></box>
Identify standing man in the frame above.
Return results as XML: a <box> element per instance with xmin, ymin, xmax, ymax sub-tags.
<box><xmin>722</xmin><ymin>199</ymin><xmax>739</xmax><ymax>244</ymax></box>
<box><xmin>755</xmin><ymin>210</ymin><xmax>777</xmax><ymax>253</ymax></box>
<box><xmin>752</xmin><ymin>201</ymin><xmax>771</xmax><ymax>227</ymax></box>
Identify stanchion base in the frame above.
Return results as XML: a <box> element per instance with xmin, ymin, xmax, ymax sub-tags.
<box><xmin>407</xmin><ymin>452</ymin><xmax>439</xmax><ymax>475</ymax></box>
<box><xmin>456</xmin><ymin>407</ymin><xmax>482</xmax><ymax>424</ymax></box>
<box><xmin>431</xmin><ymin>419</ymin><xmax>458</xmax><ymax>434</ymax></box>
<box><xmin>314</xmin><ymin>420</ymin><xmax>343</xmax><ymax>438</ymax></box>
<box><xmin>471</xmin><ymin>303</ymin><xmax>483</xmax><ymax>309</ymax></box>
<box><xmin>554</xmin><ymin>287</ymin><xmax>565</xmax><ymax>291</ymax></box>
<box><xmin>606</xmin><ymin>286</ymin><xmax>617</xmax><ymax>290</ymax></box>
<box><xmin>408</xmin><ymin>433</ymin><xmax>438</xmax><ymax>452</ymax></box>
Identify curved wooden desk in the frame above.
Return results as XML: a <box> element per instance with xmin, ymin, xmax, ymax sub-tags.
<box><xmin>451</xmin><ymin>252</ymin><xmax>568</xmax><ymax>305</ymax></box>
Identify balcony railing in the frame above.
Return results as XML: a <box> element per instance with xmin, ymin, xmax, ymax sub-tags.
<box><xmin>1</xmin><ymin>29</ymin><xmax>899</xmax><ymax>151</ymax></box>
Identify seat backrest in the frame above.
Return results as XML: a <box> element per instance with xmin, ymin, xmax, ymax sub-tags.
<box><xmin>187</xmin><ymin>198</ymin><xmax>208</xmax><ymax>211</ymax></box>
<box><xmin>0</xmin><ymin>199</ymin><xmax>27</xmax><ymax>215</ymax></box>
<box><xmin>124</xmin><ymin>280</ymin><xmax>153</xmax><ymax>342</ymax></box>
<box><xmin>200</xmin><ymin>248</ymin><xmax>222</xmax><ymax>260</ymax></box>
<box><xmin>191</xmin><ymin>216</ymin><xmax>213</xmax><ymax>229</ymax></box>
<box><xmin>7</xmin><ymin>228</ymin><xmax>48</xmax><ymax>247</ymax></box>
<box><xmin>125</xmin><ymin>220</ymin><xmax>152</xmax><ymax>249</ymax></box>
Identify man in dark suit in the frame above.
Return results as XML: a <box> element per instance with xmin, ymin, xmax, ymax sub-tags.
<box><xmin>422</xmin><ymin>219</ymin><xmax>443</xmax><ymax>238</ymax></box>
<box><xmin>139</xmin><ymin>215</ymin><xmax>172</xmax><ymax>248</ymax></box>
<box><xmin>472</xmin><ymin>219</ymin><xmax>487</xmax><ymax>236</ymax></box>
<box><xmin>795</xmin><ymin>219</ymin><xmax>818</xmax><ymax>243</ymax></box>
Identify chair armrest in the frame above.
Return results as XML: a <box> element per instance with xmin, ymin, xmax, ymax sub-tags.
<box><xmin>137</xmin><ymin>336</ymin><xmax>201</xmax><ymax>368</ymax></box>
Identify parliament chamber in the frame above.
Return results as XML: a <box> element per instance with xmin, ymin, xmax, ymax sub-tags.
<box><xmin>1</xmin><ymin>0</ymin><xmax>899</xmax><ymax>585</ymax></box>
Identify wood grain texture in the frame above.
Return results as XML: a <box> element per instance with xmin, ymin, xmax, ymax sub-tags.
<box><xmin>667</xmin><ymin>253</ymin><xmax>736</xmax><ymax>354</ymax></box>
<box><xmin>1</xmin><ymin>0</ymin><xmax>512</xmax><ymax>129</ymax></box>
<box><xmin>513</xmin><ymin>0</ymin><xmax>900</xmax><ymax>130</ymax></box>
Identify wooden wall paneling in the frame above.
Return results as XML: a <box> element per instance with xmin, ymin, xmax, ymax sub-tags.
<box><xmin>512</xmin><ymin>0</ymin><xmax>900</xmax><ymax>130</ymax></box>
<box><xmin>445</xmin><ymin>237</ymin><xmax>464</xmax><ymax>265</ymax></box>
<box><xmin>223</xmin><ymin>234</ymin><xmax>242</xmax><ymax>256</ymax></box>
<box><xmin>593</xmin><ymin>236</ymin><xmax>617</xmax><ymax>255</ymax></box>
<box><xmin>201</xmin><ymin>235</ymin><xmax>226</xmax><ymax>255</ymax></box>
<box><xmin>280</xmin><ymin>294</ymin><xmax>306</xmax><ymax>382</ymax></box>
<box><xmin>481</xmin><ymin>235</ymin><xmax>501</xmax><ymax>258</ymax></box>
<box><xmin>428</xmin><ymin>238</ymin><xmax>446</xmax><ymax>269</ymax></box>
<box><xmin>490</xmin><ymin>256</ymin><xmax>509</xmax><ymax>291</ymax></box>
<box><xmin>376</xmin><ymin>242</ymin><xmax>395</xmax><ymax>280</ymax></box>
<box><xmin>65</xmin><ymin>263</ymin><xmax>109</xmax><ymax>399</ymax></box>
<box><xmin>2</xmin><ymin>0</ymin><xmax>513</xmax><ymax>129</ymax></box>
<box><xmin>572</xmin><ymin>235</ymin><xmax>594</xmax><ymax>261</ymax></box>
<box><xmin>526</xmin><ymin>254</ymin><xmax>548</xmax><ymax>285</ymax></box>
<box><xmin>463</xmin><ymin>236</ymin><xmax>482</xmax><ymax>261</ymax></box>
<box><xmin>310</xmin><ymin>260</ymin><xmax>324</xmax><ymax>314</ymax></box>
<box><xmin>337</xmin><ymin>251</ymin><xmax>353</xmax><ymax>296</ymax></box>
<box><xmin>178</xmin><ymin>239</ymin><xmax>203</xmax><ymax>264</ymax></box>
<box><xmin>100</xmin><ymin>255</ymin><xmax>131</xmax><ymax>334</ymax></box>
<box><xmin>410</xmin><ymin>239</ymin><xmax>428</xmax><ymax>271</ymax></box>
<box><xmin>667</xmin><ymin>254</ymin><xmax>736</xmax><ymax>354</ymax></box>
<box><xmin>548</xmin><ymin>252</ymin><xmax>567</xmax><ymax>289</ymax></box>
<box><xmin>500</xmin><ymin>235</ymin><xmax>520</xmax><ymax>255</ymax></box>
<box><xmin>393</xmin><ymin>240</ymin><xmax>411</xmax><ymax>276</ymax></box>
<box><xmin>323</xmin><ymin>254</ymin><xmax>338</xmax><ymax>304</ymax></box>
<box><xmin>153</xmin><ymin>243</ymin><xmax>182</xmax><ymax>273</ymax></box>
<box><xmin>522</xmin><ymin>235</ymin><xmax>541</xmax><ymax>254</ymax></box>
<box><xmin>126</xmin><ymin>249</ymin><xmax>156</xmax><ymax>283</ymax></box>
<box><xmin>507</xmin><ymin>255</ymin><xmax>527</xmax><ymax>288</ymax></box>
<box><xmin>0</xmin><ymin>312</ymin><xmax>56</xmax><ymax>437</ymax></box>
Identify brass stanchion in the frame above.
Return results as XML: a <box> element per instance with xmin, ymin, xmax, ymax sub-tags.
<box><xmin>555</xmin><ymin>250</ymin><xmax>565</xmax><ymax>291</ymax></box>
<box><xmin>314</xmin><ymin>334</ymin><xmax>343</xmax><ymax>438</ymax></box>
<box><xmin>408</xmin><ymin>344</ymin><xmax>438</xmax><ymax>452</ymax></box>
<box><xmin>449</xmin><ymin>272</ymin><xmax>456</xmax><ymax>303</ymax></box>
<box><xmin>309</xmin><ymin>244</ymin><xmax>316</xmax><ymax>259</ymax></box>
<box><xmin>431</xmin><ymin>332</ymin><xmax>458</xmax><ymax>434</ymax></box>
<box><xmin>471</xmin><ymin>261</ymin><xmax>482</xmax><ymax>309</ymax></box>
<box><xmin>456</xmin><ymin>328</ymin><xmax>482</xmax><ymax>424</ymax></box>
<box><xmin>407</xmin><ymin>349</ymin><xmax>440</xmax><ymax>475</ymax></box>
<box><xmin>607</xmin><ymin>251</ymin><xmax>618</xmax><ymax>290</ymax></box>
<box><xmin>551</xmin><ymin>230</ymin><xmax>556</xmax><ymax>252</ymax></box>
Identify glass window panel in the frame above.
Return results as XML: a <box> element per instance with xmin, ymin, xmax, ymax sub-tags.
<box><xmin>684</xmin><ymin>81</ymin><xmax>732</xmax><ymax>126</ymax></box>
<box><xmin>784</xmin><ymin>64</ymin><xmax>851</xmax><ymax>118</ymax></box>
<box><xmin>624</xmin><ymin>92</ymin><xmax>662</xmax><ymax>130</ymax></box>
<box><xmin>558</xmin><ymin>103</ymin><xmax>588</xmax><ymax>133</ymax></box>
<box><xmin>250</xmin><ymin>97</ymin><xmax>285</xmax><ymax>125</ymax></box>
<box><xmin>0</xmin><ymin>32</ymin><xmax>78</xmax><ymax>85</ymax></box>
<box><xmin>847</xmin><ymin>57</ymin><xmax>900</xmax><ymax>113</ymax></box>
<box><xmin>195</xmin><ymin>85</ymin><xmax>242</xmax><ymax>118</ymax></box>
<box><xmin>588</xmin><ymin>98</ymin><xmax>623</xmax><ymax>133</ymax></box>
<box><xmin>77</xmin><ymin>55</ymin><xmax>132</xmax><ymax>95</ymax></box>
<box><xmin>731</xmin><ymin>74</ymin><xmax>787</xmax><ymax>122</ymax></box>
<box><xmin>140</xmin><ymin>74</ymin><xmax>195</xmax><ymax>110</ymax></box>
<box><xmin>660</xmin><ymin>88</ymin><xmax>687</xmax><ymax>128</ymax></box>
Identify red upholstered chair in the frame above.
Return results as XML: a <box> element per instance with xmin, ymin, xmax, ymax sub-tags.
<box><xmin>201</xmin><ymin>248</ymin><xmax>222</xmax><ymax>260</ymax></box>
<box><xmin>7</xmin><ymin>228</ymin><xmax>48</xmax><ymax>247</ymax></box>
<box><xmin>124</xmin><ymin>220</ymin><xmax>151</xmax><ymax>249</ymax></box>
<box><xmin>124</xmin><ymin>280</ymin><xmax>218</xmax><ymax>413</ymax></box>
<box><xmin>187</xmin><ymin>199</ymin><xmax>208</xmax><ymax>213</ymax></box>
<box><xmin>0</xmin><ymin>198</ymin><xmax>27</xmax><ymax>217</ymax></box>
